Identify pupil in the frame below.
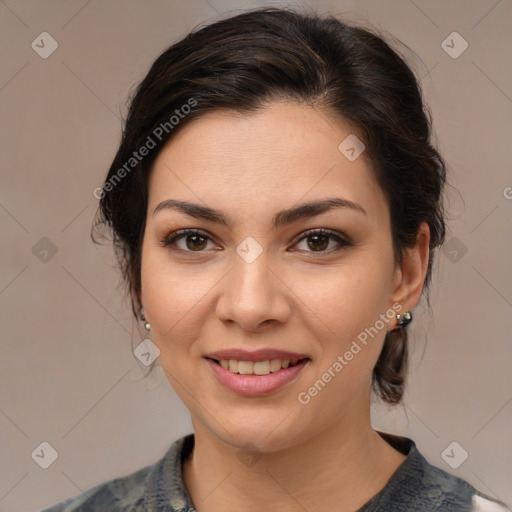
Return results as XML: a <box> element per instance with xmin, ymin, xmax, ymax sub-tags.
<box><xmin>309</xmin><ymin>234</ymin><xmax>328</xmax><ymax>251</ymax></box>
<box><xmin>187</xmin><ymin>235</ymin><xmax>206</xmax><ymax>250</ymax></box>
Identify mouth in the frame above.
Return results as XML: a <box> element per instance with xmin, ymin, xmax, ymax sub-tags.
<box><xmin>207</xmin><ymin>357</ymin><xmax>310</xmax><ymax>376</ymax></box>
<box><xmin>204</xmin><ymin>356</ymin><xmax>311</xmax><ymax>396</ymax></box>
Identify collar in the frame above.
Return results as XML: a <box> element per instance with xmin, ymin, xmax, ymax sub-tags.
<box><xmin>141</xmin><ymin>430</ymin><xmax>475</xmax><ymax>512</ymax></box>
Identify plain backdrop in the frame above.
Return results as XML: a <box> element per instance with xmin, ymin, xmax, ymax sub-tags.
<box><xmin>0</xmin><ymin>1</ymin><xmax>511</xmax><ymax>511</ymax></box>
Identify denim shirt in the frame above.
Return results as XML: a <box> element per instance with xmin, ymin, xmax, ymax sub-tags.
<box><xmin>40</xmin><ymin>431</ymin><xmax>510</xmax><ymax>512</ymax></box>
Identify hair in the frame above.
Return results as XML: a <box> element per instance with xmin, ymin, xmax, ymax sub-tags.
<box><xmin>92</xmin><ymin>7</ymin><xmax>446</xmax><ymax>405</ymax></box>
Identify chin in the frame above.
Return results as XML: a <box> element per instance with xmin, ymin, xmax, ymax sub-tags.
<box><xmin>206</xmin><ymin>410</ymin><xmax>309</xmax><ymax>454</ymax></box>
<box><xmin>222</xmin><ymin>429</ymin><xmax>294</xmax><ymax>454</ymax></box>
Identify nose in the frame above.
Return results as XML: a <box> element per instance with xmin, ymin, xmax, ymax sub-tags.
<box><xmin>215</xmin><ymin>250</ymin><xmax>291</xmax><ymax>332</ymax></box>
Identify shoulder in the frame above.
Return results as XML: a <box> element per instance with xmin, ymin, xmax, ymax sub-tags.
<box><xmin>412</xmin><ymin>449</ymin><xmax>510</xmax><ymax>511</ymax></box>
<box><xmin>39</xmin><ymin>435</ymin><xmax>192</xmax><ymax>512</ymax></box>
<box><xmin>39</xmin><ymin>460</ymin><xmax>153</xmax><ymax>512</ymax></box>
<box><xmin>369</xmin><ymin>432</ymin><xmax>511</xmax><ymax>512</ymax></box>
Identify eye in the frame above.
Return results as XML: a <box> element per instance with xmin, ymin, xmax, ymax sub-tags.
<box><xmin>292</xmin><ymin>229</ymin><xmax>351</xmax><ymax>254</ymax></box>
<box><xmin>161</xmin><ymin>228</ymin><xmax>351</xmax><ymax>255</ymax></box>
<box><xmin>161</xmin><ymin>229</ymin><xmax>218</xmax><ymax>252</ymax></box>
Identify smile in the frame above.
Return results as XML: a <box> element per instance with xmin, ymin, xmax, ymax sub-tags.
<box><xmin>214</xmin><ymin>358</ymin><xmax>305</xmax><ymax>376</ymax></box>
<box><xmin>205</xmin><ymin>357</ymin><xmax>310</xmax><ymax>396</ymax></box>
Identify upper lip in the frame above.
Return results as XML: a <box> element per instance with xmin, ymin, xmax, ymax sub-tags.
<box><xmin>204</xmin><ymin>349</ymin><xmax>309</xmax><ymax>362</ymax></box>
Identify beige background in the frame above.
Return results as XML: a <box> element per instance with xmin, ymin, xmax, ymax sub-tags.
<box><xmin>1</xmin><ymin>1</ymin><xmax>511</xmax><ymax>511</ymax></box>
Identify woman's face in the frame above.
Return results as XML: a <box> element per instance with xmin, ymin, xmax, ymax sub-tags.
<box><xmin>141</xmin><ymin>101</ymin><xmax>412</xmax><ymax>451</ymax></box>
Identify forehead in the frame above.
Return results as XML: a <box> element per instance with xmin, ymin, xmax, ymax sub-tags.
<box><xmin>148</xmin><ymin>102</ymin><xmax>388</xmax><ymax>227</ymax></box>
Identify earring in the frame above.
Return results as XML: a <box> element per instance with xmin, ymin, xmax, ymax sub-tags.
<box><xmin>141</xmin><ymin>313</ymin><xmax>151</xmax><ymax>332</ymax></box>
<box><xmin>396</xmin><ymin>311</ymin><xmax>412</xmax><ymax>328</ymax></box>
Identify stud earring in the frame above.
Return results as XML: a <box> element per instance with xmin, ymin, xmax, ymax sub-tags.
<box><xmin>396</xmin><ymin>311</ymin><xmax>412</xmax><ymax>328</ymax></box>
<box><xmin>141</xmin><ymin>313</ymin><xmax>151</xmax><ymax>332</ymax></box>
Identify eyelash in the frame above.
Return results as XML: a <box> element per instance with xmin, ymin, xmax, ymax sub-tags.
<box><xmin>160</xmin><ymin>228</ymin><xmax>352</xmax><ymax>256</ymax></box>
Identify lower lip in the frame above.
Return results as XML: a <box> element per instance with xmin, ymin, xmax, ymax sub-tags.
<box><xmin>206</xmin><ymin>358</ymin><xmax>309</xmax><ymax>396</ymax></box>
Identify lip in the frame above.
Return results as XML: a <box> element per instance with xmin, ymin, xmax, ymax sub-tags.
<box><xmin>205</xmin><ymin>357</ymin><xmax>310</xmax><ymax>397</ymax></box>
<box><xmin>204</xmin><ymin>348</ymin><xmax>309</xmax><ymax>362</ymax></box>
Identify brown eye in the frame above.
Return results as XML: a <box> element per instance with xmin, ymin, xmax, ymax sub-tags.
<box><xmin>184</xmin><ymin>234</ymin><xmax>208</xmax><ymax>251</ymax></box>
<box><xmin>162</xmin><ymin>229</ymin><xmax>216</xmax><ymax>252</ymax></box>
<box><xmin>294</xmin><ymin>229</ymin><xmax>351</xmax><ymax>254</ymax></box>
<box><xmin>306</xmin><ymin>233</ymin><xmax>330</xmax><ymax>251</ymax></box>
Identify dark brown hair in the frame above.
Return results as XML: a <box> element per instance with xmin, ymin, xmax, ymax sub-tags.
<box><xmin>92</xmin><ymin>7</ymin><xmax>446</xmax><ymax>404</ymax></box>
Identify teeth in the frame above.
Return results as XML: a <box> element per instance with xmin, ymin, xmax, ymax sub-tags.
<box><xmin>217</xmin><ymin>358</ymin><xmax>303</xmax><ymax>376</ymax></box>
<box><xmin>253</xmin><ymin>361</ymin><xmax>270</xmax><ymax>375</ymax></box>
<box><xmin>269</xmin><ymin>359</ymin><xmax>282</xmax><ymax>372</ymax></box>
<box><xmin>238</xmin><ymin>361</ymin><xmax>253</xmax><ymax>375</ymax></box>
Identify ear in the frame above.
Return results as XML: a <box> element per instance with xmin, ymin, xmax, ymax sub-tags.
<box><xmin>139</xmin><ymin>293</ymin><xmax>145</xmax><ymax>317</ymax></box>
<box><xmin>390</xmin><ymin>222</ymin><xmax>430</xmax><ymax>314</ymax></box>
<box><xmin>139</xmin><ymin>301</ymin><xmax>147</xmax><ymax>322</ymax></box>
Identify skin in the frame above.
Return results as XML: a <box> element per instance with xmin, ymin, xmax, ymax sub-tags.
<box><xmin>140</xmin><ymin>101</ymin><xmax>430</xmax><ymax>512</ymax></box>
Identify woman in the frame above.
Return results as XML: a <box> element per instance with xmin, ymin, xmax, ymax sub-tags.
<box><xmin>42</xmin><ymin>7</ymin><xmax>510</xmax><ymax>512</ymax></box>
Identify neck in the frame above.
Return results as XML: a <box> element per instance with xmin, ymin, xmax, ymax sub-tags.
<box><xmin>182</xmin><ymin>392</ymin><xmax>406</xmax><ymax>512</ymax></box>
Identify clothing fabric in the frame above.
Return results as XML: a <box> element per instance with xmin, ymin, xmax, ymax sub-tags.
<box><xmin>40</xmin><ymin>431</ymin><xmax>510</xmax><ymax>512</ymax></box>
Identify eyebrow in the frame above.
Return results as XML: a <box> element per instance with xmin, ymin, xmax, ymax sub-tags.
<box><xmin>152</xmin><ymin>197</ymin><xmax>367</xmax><ymax>228</ymax></box>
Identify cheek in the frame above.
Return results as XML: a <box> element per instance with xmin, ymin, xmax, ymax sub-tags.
<box><xmin>293</xmin><ymin>267</ymin><xmax>393</xmax><ymax>412</ymax></box>
<box><xmin>292</xmin><ymin>254</ymin><xmax>394</xmax><ymax>340</ymax></box>
<box><xmin>288</xmin><ymin>251</ymin><xmax>396</xmax><ymax>402</ymax></box>
<box><xmin>140</xmin><ymin>246</ymin><xmax>218</xmax><ymax>352</ymax></box>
